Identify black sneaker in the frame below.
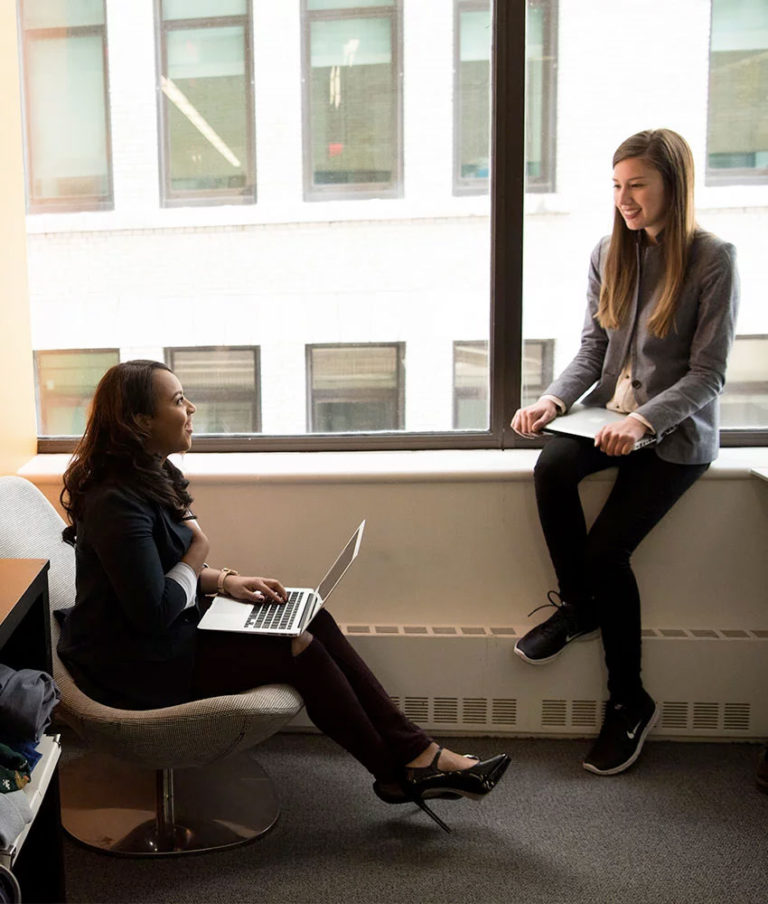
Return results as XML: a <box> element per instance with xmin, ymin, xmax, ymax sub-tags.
<box><xmin>514</xmin><ymin>591</ymin><xmax>599</xmax><ymax>665</ymax></box>
<box><xmin>583</xmin><ymin>691</ymin><xmax>659</xmax><ymax>775</ymax></box>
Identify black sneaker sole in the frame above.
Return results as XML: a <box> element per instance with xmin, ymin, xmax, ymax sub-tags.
<box><xmin>582</xmin><ymin>705</ymin><xmax>659</xmax><ymax>776</ymax></box>
<box><xmin>513</xmin><ymin>628</ymin><xmax>600</xmax><ymax>665</ymax></box>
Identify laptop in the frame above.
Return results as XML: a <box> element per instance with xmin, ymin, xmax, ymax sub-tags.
<box><xmin>543</xmin><ymin>404</ymin><xmax>657</xmax><ymax>450</ymax></box>
<box><xmin>197</xmin><ymin>520</ymin><xmax>365</xmax><ymax>637</ymax></box>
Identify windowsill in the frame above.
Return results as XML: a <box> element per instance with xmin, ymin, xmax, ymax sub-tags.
<box><xmin>18</xmin><ymin>446</ymin><xmax>768</xmax><ymax>486</ymax></box>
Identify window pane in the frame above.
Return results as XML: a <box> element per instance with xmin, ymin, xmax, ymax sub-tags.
<box><xmin>309</xmin><ymin>345</ymin><xmax>403</xmax><ymax>432</ymax></box>
<box><xmin>308</xmin><ymin>15</ymin><xmax>396</xmax><ymax>189</ymax></box>
<box><xmin>24</xmin><ymin>32</ymin><xmax>110</xmax><ymax>205</ymax></box>
<box><xmin>309</xmin><ymin>0</ymin><xmax>394</xmax><ymax>10</ymax></box>
<box><xmin>163</xmin><ymin>0</ymin><xmax>247</xmax><ymax>20</ymax></box>
<box><xmin>35</xmin><ymin>350</ymin><xmax>118</xmax><ymax>436</ymax></box>
<box><xmin>708</xmin><ymin>0</ymin><xmax>768</xmax><ymax>178</ymax></box>
<box><xmin>169</xmin><ymin>348</ymin><xmax>260</xmax><ymax>433</ymax></box>
<box><xmin>163</xmin><ymin>26</ymin><xmax>250</xmax><ymax>193</ymax></box>
<box><xmin>22</xmin><ymin>0</ymin><xmax>104</xmax><ymax>28</ymax></box>
<box><xmin>720</xmin><ymin>335</ymin><xmax>768</xmax><ymax>427</ymax></box>
<box><xmin>457</xmin><ymin>8</ymin><xmax>491</xmax><ymax>185</ymax></box>
<box><xmin>453</xmin><ymin>341</ymin><xmax>489</xmax><ymax>429</ymax></box>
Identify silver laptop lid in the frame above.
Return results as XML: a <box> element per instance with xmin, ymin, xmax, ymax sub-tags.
<box><xmin>315</xmin><ymin>520</ymin><xmax>365</xmax><ymax>603</ymax></box>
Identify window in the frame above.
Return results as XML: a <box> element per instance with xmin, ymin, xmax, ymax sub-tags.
<box><xmin>707</xmin><ymin>0</ymin><xmax>768</xmax><ymax>184</ymax></box>
<box><xmin>156</xmin><ymin>0</ymin><xmax>255</xmax><ymax>205</ymax></box>
<box><xmin>34</xmin><ymin>349</ymin><xmax>119</xmax><ymax>436</ymax></box>
<box><xmin>453</xmin><ymin>339</ymin><xmax>554</xmax><ymax>429</ymax></box>
<box><xmin>303</xmin><ymin>0</ymin><xmax>402</xmax><ymax>199</ymax></box>
<box><xmin>19</xmin><ymin>0</ymin><xmax>112</xmax><ymax>212</ymax></box>
<box><xmin>454</xmin><ymin>0</ymin><xmax>556</xmax><ymax>195</ymax></box>
<box><xmin>166</xmin><ymin>347</ymin><xmax>260</xmax><ymax>433</ymax></box>
<box><xmin>720</xmin><ymin>335</ymin><xmax>768</xmax><ymax>427</ymax></box>
<box><xmin>307</xmin><ymin>343</ymin><xmax>404</xmax><ymax>432</ymax></box>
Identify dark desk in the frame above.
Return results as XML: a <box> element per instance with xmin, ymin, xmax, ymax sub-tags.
<box><xmin>0</xmin><ymin>559</ymin><xmax>65</xmax><ymax>904</ymax></box>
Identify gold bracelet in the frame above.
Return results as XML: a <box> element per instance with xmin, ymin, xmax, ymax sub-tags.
<box><xmin>217</xmin><ymin>567</ymin><xmax>239</xmax><ymax>594</ymax></box>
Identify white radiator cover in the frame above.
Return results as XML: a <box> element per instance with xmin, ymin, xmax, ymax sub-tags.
<box><xmin>287</xmin><ymin>624</ymin><xmax>768</xmax><ymax>740</ymax></box>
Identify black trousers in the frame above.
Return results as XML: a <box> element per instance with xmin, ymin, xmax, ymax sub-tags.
<box><xmin>191</xmin><ymin>608</ymin><xmax>431</xmax><ymax>782</ymax></box>
<box><xmin>533</xmin><ymin>435</ymin><xmax>708</xmax><ymax>702</ymax></box>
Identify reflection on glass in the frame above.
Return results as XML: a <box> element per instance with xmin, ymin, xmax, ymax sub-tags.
<box><xmin>165</xmin><ymin>26</ymin><xmax>250</xmax><ymax>193</ymax></box>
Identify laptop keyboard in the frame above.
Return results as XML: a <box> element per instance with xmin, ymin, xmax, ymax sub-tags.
<box><xmin>244</xmin><ymin>590</ymin><xmax>305</xmax><ymax>632</ymax></box>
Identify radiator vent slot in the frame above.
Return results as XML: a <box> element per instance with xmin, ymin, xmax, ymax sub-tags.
<box><xmin>724</xmin><ymin>703</ymin><xmax>750</xmax><ymax>731</ymax></box>
<box><xmin>433</xmin><ymin>697</ymin><xmax>459</xmax><ymax>724</ymax></box>
<box><xmin>404</xmin><ymin>696</ymin><xmax>429</xmax><ymax>722</ymax></box>
<box><xmin>492</xmin><ymin>698</ymin><xmax>517</xmax><ymax>726</ymax></box>
<box><xmin>692</xmin><ymin>702</ymin><xmax>719</xmax><ymax>730</ymax></box>
<box><xmin>572</xmin><ymin>699</ymin><xmax>599</xmax><ymax>727</ymax></box>
<box><xmin>662</xmin><ymin>701</ymin><xmax>689</xmax><ymax>729</ymax></box>
<box><xmin>542</xmin><ymin>699</ymin><xmax>567</xmax><ymax>727</ymax></box>
<box><xmin>462</xmin><ymin>698</ymin><xmax>488</xmax><ymax>724</ymax></box>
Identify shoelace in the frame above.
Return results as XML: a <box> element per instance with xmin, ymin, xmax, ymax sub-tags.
<box><xmin>526</xmin><ymin>589</ymin><xmax>565</xmax><ymax>619</ymax></box>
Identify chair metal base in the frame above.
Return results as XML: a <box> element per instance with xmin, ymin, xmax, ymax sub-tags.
<box><xmin>60</xmin><ymin>748</ymin><xmax>280</xmax><ymax>856</ymax></box>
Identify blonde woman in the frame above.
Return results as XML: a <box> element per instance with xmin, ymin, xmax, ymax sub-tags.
<box><xmin>511</xmin><ymin>129</ymin><xmax>739</xmax><ymax>775</ymax></box>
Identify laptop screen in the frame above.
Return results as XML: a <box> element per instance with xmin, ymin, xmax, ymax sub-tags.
<box><xmin>316</xmin><ymin>520</ymin><xmax>365</xmax><ymax>602</ymax></box>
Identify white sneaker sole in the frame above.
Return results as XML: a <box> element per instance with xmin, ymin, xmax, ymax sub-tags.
<box><xmin>582</xmin><ymin>705</ymin><xmax>660</xmax><ymax>776</ymax></box>
<box><xmin>513</xmin><ymin>629</ymin><xmax>601</xmax><ymax>666</ymax></box>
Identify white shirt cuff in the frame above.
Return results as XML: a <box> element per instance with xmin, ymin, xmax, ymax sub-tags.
<box><xmin>167</xmin><ymin>562</ymin><xmax>198</xmax><ymax>609</ymax></box>
<box><xmin>628</xmin><ymin>411</ymin><xmax>655</xmax><ymax>434</ymax></box>
<box><xmin>541</xmin><ymin>394</ymin><xmax>567</xmax><ymax>415</ymax></box>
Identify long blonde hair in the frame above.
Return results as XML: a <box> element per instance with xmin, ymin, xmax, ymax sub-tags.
<box><xmin>598</xmin><ymin>129</ymin><xmax>696</xmax><ymax>338</ymax></box>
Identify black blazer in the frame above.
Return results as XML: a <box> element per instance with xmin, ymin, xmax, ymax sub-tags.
<box><xmin>57</xmin><ymin>482</ymin><xmax>201</xmax><ymax>709</ymax></box>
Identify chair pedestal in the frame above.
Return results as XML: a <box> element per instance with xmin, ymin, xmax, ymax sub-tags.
<box><xmin>60</xmin><ymin>748</ymin><xmax>280</xmax><ymax>856</ymax></box>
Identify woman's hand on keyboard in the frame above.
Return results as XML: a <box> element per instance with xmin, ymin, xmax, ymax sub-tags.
<box><xmin>224</xmin><ymin>575</ymin><xmax>288</xmax><ymax>604</ymax></box>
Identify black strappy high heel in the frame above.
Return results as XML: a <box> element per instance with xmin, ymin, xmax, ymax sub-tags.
<box><xmin>373</xmin><ymin>747</ymin><xmax>511</xmax><ymax>833</ymax></box>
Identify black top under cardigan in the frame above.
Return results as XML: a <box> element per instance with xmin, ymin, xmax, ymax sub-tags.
<box><xmin>57</xmin><ymin>481</ymin><xmax>201</xmax><ymax>709</ymax></box>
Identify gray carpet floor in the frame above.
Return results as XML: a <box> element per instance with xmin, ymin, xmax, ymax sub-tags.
<box><xmin>61</xmin><ymin>732</ymin><xmax>768</xmax><ymax>904</ymax></box>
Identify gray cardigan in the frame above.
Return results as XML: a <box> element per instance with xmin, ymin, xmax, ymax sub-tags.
<box><xmin>544</xmin><ymin>230</ymin><xmax>739</xmax><ymax>465</ymax></box>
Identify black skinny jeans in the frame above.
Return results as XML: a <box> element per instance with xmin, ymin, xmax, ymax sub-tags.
<box><xmin>191</xmin><ymin>608</ymin><xmax>431</xmax><ymax>782</ymax></box>
<box><xmin>534</xmin><ymin>435</ymin><xmax>708</xmax><ymax>703</ymax></box>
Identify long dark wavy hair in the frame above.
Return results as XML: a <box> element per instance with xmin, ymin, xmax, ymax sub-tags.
<box><xmin>61</xmin><ymin>360</ymin><xmax>193</xmax><ymax>545</ymax></box>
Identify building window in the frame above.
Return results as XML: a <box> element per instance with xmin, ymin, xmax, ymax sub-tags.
<box><xmin>720</xmin><ymin>335</ymin><xmax>768</xmax><ymax>427</ymax></box>
<box><xmin>156</xmin><ymin>0</ymin><xmax>255</xmax><ymax>206</ymax></box>
<box><xmin>34</xmin><ymin>349</ymin><xmax>119</xmax><ymax>436</ymax></box>
<box><xmin>454</xmin><ymin>0</ymin><xmax>556</xmax><ymax>195</ymax></box>
<box><xmin>166</xmin><ymin>347</ymin><xmax>261</xmax><ymax>433</ymax></box>
<box><xmin>19</xmin><ymin>0</ymin><xmax>113</xmax><ymax>212</ymax></box>
<box><xmin>307</xmin><ymin>343</ymin><xmax>405</xmax><ymax>432</ymax></box>
<box><xmin>707</xmin><ymin>0</ymin><xmax>768</xmax><ymax>184</ymax></box>
<box><xmin>302</xmin><ymin>0</ymin><xmax>402</xmax><ymax>200</ymax></box>
<box><xmin>453</xmin><ymin>339</ymin><xmax>554</xmax><ymax>429</ymax></box>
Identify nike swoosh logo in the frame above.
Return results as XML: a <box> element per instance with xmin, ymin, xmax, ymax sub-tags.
<box><xmin>626</xmin><ymin>719</ymin><xmax>643</xmax><ymax>740</ymax></box>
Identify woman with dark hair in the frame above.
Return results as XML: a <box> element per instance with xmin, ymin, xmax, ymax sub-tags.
<box><xmin>511</xmin><ymin>129</ymin><xmax>739</xmax><ymax>775</ymax></box>
<box><xmin>58</xmin><ymin>360</ymin><xmax>509</xmax><ymax>831</ymax></box>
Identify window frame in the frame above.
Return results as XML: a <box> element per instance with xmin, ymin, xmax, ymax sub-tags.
<box><xmin>165</xmin><ymin>345</ymin><xmax>262</xmax><ymax>435</ymax></box>
<box><xmin>306</xmin><ymin>342</ymin><xmax>405</xmax><ymax>434</ymax></box>
<box><xmin>19</xmin><ymin>0</ymin><xmax>114</xmax><ymax>213</ymax></box>
<box><xmin>154</xmin><ymin>0</ymin><xmax>257</xmax><ymax>208</ymax></box>
<box><xmin>301</xmin><ymin>0</ymin><xmax>404</xmax><ymax>202</ymax></box>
